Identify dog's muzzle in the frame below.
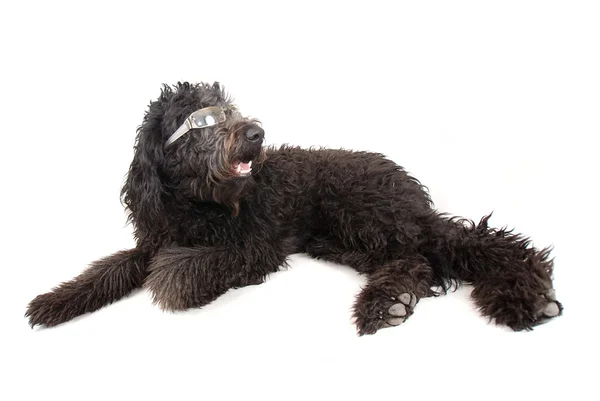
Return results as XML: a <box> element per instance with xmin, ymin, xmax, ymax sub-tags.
<box><xmin>230</xmin><ymin>124</ymin><xmax>265</xmax><ymax>176</ymax></box>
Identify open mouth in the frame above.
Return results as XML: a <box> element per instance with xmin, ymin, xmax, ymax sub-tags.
<box><xmin>232</xmin><ymin>160</ymin><xmax>253</xmax><ymax>176</ymax></box>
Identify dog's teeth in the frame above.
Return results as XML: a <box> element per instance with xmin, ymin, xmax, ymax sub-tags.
<box><xmin>248</xmin><ymin>161</ymin><xmax>253</xmax><ymax>168</ymax></box>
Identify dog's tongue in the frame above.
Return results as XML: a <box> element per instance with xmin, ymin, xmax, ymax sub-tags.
<box><xmin>235</xmin><ymin>160</ymin><xmax>253</xmax><ymax>174</ymax></box>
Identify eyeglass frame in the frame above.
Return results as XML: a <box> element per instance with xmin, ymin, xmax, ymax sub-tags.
<box><xmin>164</xmin><ymin>106</ymin><xmax>227</xmax><ymax>149</ymax></box>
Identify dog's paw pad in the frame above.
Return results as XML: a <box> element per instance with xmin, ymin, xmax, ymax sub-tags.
<box><xmin>542</xmin><ymin>301</ymin><xmax>560</xmax><ymax>317</ymax></box>
<box><xmin>386</xmin><ymin>316</ymin><xmax>406</xmax><ymax>326</ymax></box>
<box><xmin>538</xmin><ymin>288</ymin><xmax>562</xmax><ymax>319</ymax></box>
<box><xmin>355</xmin><ymin>291</ymin><xmax>420</xmax><ymax>335</ymax></box>
<box><xmin>398</xmin><ymin>293</ymin><xmax>411</xmax><ymax>304</ymax></box>
<box><xmin>528</xmin><ymin>288</ymin><xmax>563</xmax><ymax>328</ymax></box>
<box><xmin>388</xmin><ymin>303</ymin><xmax>407</xmax><ymax>317</ymax></box>
<box><xmin>387</xmin><ymin>292</ymin><xmax>417</xmax><ymax>318</ymax></box>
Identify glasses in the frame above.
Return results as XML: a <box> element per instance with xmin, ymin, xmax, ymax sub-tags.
<box><xmin>164</xmin><ymin>106</ymin><xmax>227</xmax><ymax>148</ymax></box>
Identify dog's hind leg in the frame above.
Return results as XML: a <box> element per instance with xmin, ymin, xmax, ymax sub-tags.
<box><xmin>306</xmin><ymin>239</ymin><xmax>434</xmax><ymax>335</ymax></box>
<box><xmin>422</xmin><ymin>214</ymin><xmax>563</xmax><ymax>331</ymax></box>
<box><xmin>468</xmin><ymin>251</ymin><xmax>562</xmax><ymax>331</ymax></box>
<box><xmin>351</xmin><ymin>257</ymin><xmax>434</xmax><ymax>335</ymax></box>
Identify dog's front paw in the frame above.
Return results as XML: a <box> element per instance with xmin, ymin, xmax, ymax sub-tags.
<box><xmin>145</xmin><ymin>267</ymin><xmax>188</xmax><ymax>311</ymax></box>
<box><xmin>353</xmin><ymin>291</ymin><xmax>418</xmax><ymax>336</ymax></box>
<box><xmin>25</xmin><ymin>292</ymin><xmax>67</xmax><ymax>328</ymax></box>
<box><xmin>145</xmin><ymin>251</ymin><xmax>221</xmax><ymax>311</ymax></box>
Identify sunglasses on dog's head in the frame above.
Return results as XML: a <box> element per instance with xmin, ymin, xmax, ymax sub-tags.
<box><xmin>164</xmin><ymin>106</ymin><xmax>227</xmax><ymax>148</ymax></box>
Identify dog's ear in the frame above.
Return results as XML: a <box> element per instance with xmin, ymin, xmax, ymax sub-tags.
<box><xmin>122</xmin><ymin>98</ymin><xmax>168</xmax><ymax>244</ymax></box>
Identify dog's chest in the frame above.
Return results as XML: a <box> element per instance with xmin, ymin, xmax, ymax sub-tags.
<box><xmin>171</xmin><ymin>204</ymin><xmax>273</xmax><ymax>248</ymax></box>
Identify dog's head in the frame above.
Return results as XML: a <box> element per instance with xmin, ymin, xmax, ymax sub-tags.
<box><xmin>122</xmin><ymin>82</ymin><xmax>265</xmax><ymax>242</ymax></box>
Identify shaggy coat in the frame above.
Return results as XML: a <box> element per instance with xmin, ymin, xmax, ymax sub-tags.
<box><xmin>26</xmin><ymin>82</ymin><xmax>562</xmax><ymax>334</ymax></box>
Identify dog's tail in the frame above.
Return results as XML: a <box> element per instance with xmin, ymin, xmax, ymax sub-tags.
<box><xmin>26</xmin><ymin>248</ymin><xmax>149</xmax><ymax>328</ymax></box>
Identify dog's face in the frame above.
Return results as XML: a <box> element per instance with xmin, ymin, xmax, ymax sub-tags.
<box><xmin>162</xmin><ymin>83</ymin><xmax>265</xmax><ymax>182</ymax></box>
<box><xmin>123</xmin><ymin>82</ymin><xmax>266</xmax><ymax>234</ymax></box>
<box><xmin>162</xmin><ymin>83</ymin><xmax>266</xmax><ymax>205</ymax></box>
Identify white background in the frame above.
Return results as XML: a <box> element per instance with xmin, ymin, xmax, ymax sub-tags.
<box><xmin>1</xmin><ymin>1</ymin><xmax>598</xmax><ymax>400</ymax></box>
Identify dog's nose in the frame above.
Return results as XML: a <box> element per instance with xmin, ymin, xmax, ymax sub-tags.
<box><xmin>244</xmin><ymin>126</ymin><xmax>264</xmax><ymax>143</ymax></box>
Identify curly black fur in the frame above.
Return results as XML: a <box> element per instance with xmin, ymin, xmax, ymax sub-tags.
<box><xmin>26</xmin><ymin>82</ymin><xmax>563</xmax><ymax>334</ymax></box>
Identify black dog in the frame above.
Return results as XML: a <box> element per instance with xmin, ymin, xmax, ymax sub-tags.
<box><xmin>26</xmin><ymin>82</ymin><xmax>562</xmax><ymax>334</ymax></box>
